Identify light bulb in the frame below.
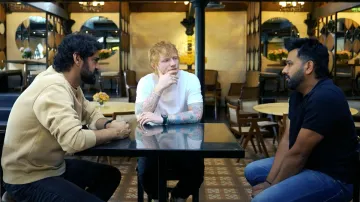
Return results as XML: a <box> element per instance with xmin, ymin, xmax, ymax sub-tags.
<box><xmin>184</xmin><ymin>1</ymin><xmax>189</xmax><ymax>5</ymax></box>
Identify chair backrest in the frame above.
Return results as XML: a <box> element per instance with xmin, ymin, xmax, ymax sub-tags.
<box><xmin>241</xmin><ymin>87</ymin><xmax>259</xmax><ymax>100</ymax></box>
<box><xmin>124</xmin><ymin>70</ymin><xmax>137</xmax><ymax>87</ymax></box>
<box><xmin>227</xmin><ymin>83</ymin><xmax>245</xmax><ymax>96</ymax></box>
<box><xmin>227</xmin><ymin>103</ymin><xmax>240</xmax><ymax>127</ymax></box>
<box><xmin>205</xmin><ymin>70</ymin><xmax>218</xmax><ymax>91</ymax></box>
<box><xmin>239</xmin><ymin>99</ymin><xmax>258</xmax><ymax>113</ymax></box>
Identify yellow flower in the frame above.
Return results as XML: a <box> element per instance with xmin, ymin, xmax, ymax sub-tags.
<box><xmin>93</xmin><ymin>92</ymin><xmax>110</xmax><ymax>102</ymax></box>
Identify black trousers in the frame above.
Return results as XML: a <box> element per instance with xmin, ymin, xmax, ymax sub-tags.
<box><xmin>137</xmin><ymin>156</ymin><xmax>204</xmax><ymax>200</ymax></box>
<box><xmin>4</xmin><ymin>159</ymin><xmax>121</xmax><ymax>202</ymax></box>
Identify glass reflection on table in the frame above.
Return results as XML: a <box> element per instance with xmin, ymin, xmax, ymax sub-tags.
<box><xmin>135</xmin><ymin>124</ymin><xmax>203</xmax><ymax>150</ymax></box>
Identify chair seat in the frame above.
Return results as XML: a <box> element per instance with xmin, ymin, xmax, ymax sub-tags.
<box><xmin>101</xmin><ymin>71</ymin><xmax>119</xmax><ymax>77</ymax></box>
<box><xmin>257</xmin><ymin>121</ymin><xmax>278</xmax><ymax>127</ymax></box>
<box><xmin>232</xmin><ymin>126</ymin><xmax>268</xmax><ymax>133</ymax></box>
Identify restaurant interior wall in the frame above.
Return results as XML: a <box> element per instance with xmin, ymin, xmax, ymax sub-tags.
<box><xmin>130</xmin><ymin>11</ymin><xmax>247</xmax><ymax>105</ymax></box>
<box><xmin>261</xmin><ymin>11</ymin><xmax>308</xmax><ymax>72</ymax></box>
<box><xmin>6</xmin><ymin>12</ymin><xmax>46</xmax><ymax>71</ymax></box>
<box><xmin>70</xmin><ymin>13</ymin><xmax>120</xmax><ymax>73</ymax></box>
<box><xmin>337</xmin><ymin>11</ymin><xmax>360</xmax><ymax>77</ymax></box>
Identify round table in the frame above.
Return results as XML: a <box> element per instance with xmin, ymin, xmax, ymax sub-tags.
<box><xmin>253</xmin><ymin>102</ymin><xmax>359</xmax><ymax>116</ymax></box>
<box><xmin>91</xmin><ymin>101</ymin><xmax>135</xmax><ymax>117</ymax></box>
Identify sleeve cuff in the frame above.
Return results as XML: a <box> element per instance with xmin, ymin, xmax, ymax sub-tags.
<box><xmin>88</xmin><ymin>112</ymin><xmax>105</xmax><ymax>130</ymax></box>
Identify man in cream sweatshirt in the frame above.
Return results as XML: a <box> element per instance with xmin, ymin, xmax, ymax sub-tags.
<box><xmin>1</xmin><ymin>33</ymin><xmax>130</xmax><ymax>202</ymax></box>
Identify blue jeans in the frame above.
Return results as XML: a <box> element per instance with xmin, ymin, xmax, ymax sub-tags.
<box><xmin>3</xmin><ymin>159</ymin><xmax>121</xmax><ymax>202</ymax></box>
<box><xmin>244</xmin><ymin>157</ymin><xmax>353</xmax><ymax>202</ymax></box>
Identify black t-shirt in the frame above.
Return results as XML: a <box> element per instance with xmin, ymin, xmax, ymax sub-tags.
<box><xmin>289</xmin><ymin>78</ymin><xmax>358</xmax><ymax>184</ymax></box>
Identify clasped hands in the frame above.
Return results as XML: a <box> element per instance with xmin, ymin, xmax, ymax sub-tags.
<box><xmin>106</xmin><ymin>121</ymin><xmax>131</xmax><ymax>139</ymax></box>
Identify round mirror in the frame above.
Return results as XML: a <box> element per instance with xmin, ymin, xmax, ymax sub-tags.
<box><xmin>261</xmin><ymin>17</ymin><xmax>299</xmax><ymax>61</ymax></box>
<box><xmin>15</xmin><ymin>16</ymin><xmax>52</xmax><ymax>59</ymax></box>
<box><xmin>80</xmin><ymin>16</ymin><xmax>119</xmax><ymax>60</ymax></box>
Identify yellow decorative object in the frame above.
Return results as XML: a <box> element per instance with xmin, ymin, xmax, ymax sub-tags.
<box><xmin>268</xmin><ymin>48</ymin><xmax>288</xmax><ymax>61</ymax></box>
<box><xmin>179</xmin><ymin>35</ymin><xmax>207</xmax><ymax>66</ymax></box>
<box><xmin>93</xmin><ymin>92</ymin><xmax>110</xmax><ymax>106</ymax></box>
<box><xmin>98</xmin><ymin>49</ymin><xmax>112</xmax><ymax>59</ymax></box>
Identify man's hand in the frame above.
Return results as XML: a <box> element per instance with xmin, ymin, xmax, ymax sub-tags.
<box><xmin>137</xmin><ymin>112</ymin><xmax>163</xmax><ymax>126</ymax></box>
<box><xmin>107</xmin><ymin>121</ymin><xmax>131</xmax><ymax>139</ymax></box>
<box><xmin>155</xmin><ymin>70</ymin><xmax>178</xmax><ymax>93</ymax></box>
<box><xmin>251</xmin><ymin>182</ymin><xmax>271</xmax><ymax>198</ymax></box>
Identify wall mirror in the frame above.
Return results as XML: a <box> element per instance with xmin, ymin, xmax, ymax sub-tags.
<box><xmin>15</xmin><ymin>16</ymin><xmax>51</xmax><ymax>59</ymax></box>
<box><xmin>336</xmin><ymin>18</ymin><xmax>360</xmax><ymax>62</ymax></box>
<box><xmin>80</xmin><ymin>16</ymin><xmax>119</xmax><ymax>60</ymax></box>
<box><xmin>261</xmin><ymin>17</ymin><xmax>299</xmax><ymax>61</ymax></box>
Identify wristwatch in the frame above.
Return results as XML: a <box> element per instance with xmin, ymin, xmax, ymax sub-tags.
<box><xmin>161</xmin><ymin>114</ymin><xmax>168</xmax><ymax>125</ymax></box>
<box><xmin>104</xmin><ymin>119</ymin><xmax>113</xmax><ymax>129</ymax></box>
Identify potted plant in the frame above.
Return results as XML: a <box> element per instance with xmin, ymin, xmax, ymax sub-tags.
<box><xmin>21</xmin><ymin>47</ymin><xmax>32</xmax><ymax>59</ymax></box>
<box><xmin>93</xmin><ymin>91</ymin><xmax>110</xmax><ymax>107</ymax></box>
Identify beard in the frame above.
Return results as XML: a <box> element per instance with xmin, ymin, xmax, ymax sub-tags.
<box><xmin>80</xmin><ymin>60</ymin><xmax>96</xmax><ymax>85</ymax></box>
<box><xmin>286</xmin><ymin>67</ymin><xmax>304</xmax><ymax>90</ymax></box>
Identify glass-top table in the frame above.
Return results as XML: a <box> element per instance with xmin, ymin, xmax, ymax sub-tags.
<box><xmin>76</xmin><ymin>123</ymin><xmax>244</xmax><ymax>202</ymax></box>
<box><xmin>77</xmin><ymin>123</ymin><xmax>243</xmax><ymax>157</ymax></box>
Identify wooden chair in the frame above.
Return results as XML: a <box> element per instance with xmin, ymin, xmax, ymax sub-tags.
<box><xmin>277</xmin><ymin>113</ymin><xmax>288</xmax><ymax>144</ymax></box>
<box><xmin>225</xmin><ymin>83</ymin><xmax>245</xmax><ymax>106</ymax></box>
<box><xmin>204</xmin><ymin>70</ymin><xmax>220</xmax><ymax>119</ymax></box>
<box><xmin>227</xmin><ymin>103</ymin><xmax>272</xmax><ymax>158</ymax></box>
<box><xmin>99</xmin><ymin>71</ymin><xmax>121</xmax><ymax>95</ymax></box>
<box><xmin>124</xmin><ymin>70</ymin><xmax>138</xmax><ymax>103</ymax></box>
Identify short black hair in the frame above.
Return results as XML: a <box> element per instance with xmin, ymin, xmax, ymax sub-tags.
<box><xmin>53</xmin><ymin>33</ymin><xmax>102</xmax><ymax>72</ymax></box>
<box><xmin>286</xmin><ymin>38</ymin><xmax>329</xmax><ymax>79</ymax></box>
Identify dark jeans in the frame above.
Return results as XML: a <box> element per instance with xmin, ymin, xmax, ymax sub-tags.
<box><xmin>3</xmin><ymin>159</ymin><xmax>121</xmax><ymax>202</ymax></box>
<box><xmin>137</xmin><ymin>156</ymin><xmax>204</xmax><ymax>200</ymax></box>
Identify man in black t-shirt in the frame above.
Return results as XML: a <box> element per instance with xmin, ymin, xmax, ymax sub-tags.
<box><xmin>244</xmin><ymin>38</ymin><xmax>358</xmax><ymax>202</ymax></box>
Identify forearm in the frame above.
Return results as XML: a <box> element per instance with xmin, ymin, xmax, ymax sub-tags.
<box><xmin>272</xmin><ymin>153</ymin><xmax>306</xmax><ymax>185</ymax></box>
<box><xmin>140</xmin><ymin>89</ymin><xmax>162</xmax><ymax>113</ymax></box>
<box><xmin>168</xmin><ymin>103</ymin><xmax>203</xmax><ymax>124</ymax></box>
<box><xmin>93</xmin><ymin>129</ymin><xmax>116</xmax><ymax>145</ymax></box>
<box><xmin>95</xmin><ymin>118</ymin><xmax>110</xmax><ymax>130</ymax></box>
<box><xmin>266</xmin><ymin>138</ymin><xmax>289</xmax><ymax>182</ymax></box>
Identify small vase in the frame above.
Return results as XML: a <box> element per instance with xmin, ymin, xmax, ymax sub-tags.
<box><xmin>98</xmin><ymin>101</ymin><xmax>104</xmax><ymax>107</ymax></box>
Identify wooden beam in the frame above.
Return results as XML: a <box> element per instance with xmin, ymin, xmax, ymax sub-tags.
<box><xmin>67</xmin><ymin>2</ymin><xmax>120</xmax><ymax>13</ymax></box>
<box><xmin>25</xmin><ymin>2</ymin><xmax>69</xmax><ymax>19</ymax></box>
<box><xmin>261</xmin><ymin>2</ymin><xmax>312</xmax><ymax>12</ymax></box>
<box><xmin>312</xmin><ymin>2</ymin><xmax>360</xmax><ymax>19</ymax></box>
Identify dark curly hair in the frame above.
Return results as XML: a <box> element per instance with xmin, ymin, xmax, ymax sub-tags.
<box><xmin>285</xmin><ymin>38</ymin><xmax>329</xmax><ymax>79</ymax></box>
<box><xmin>53</xmin><ymin>33</ymin><xmax>102</xmax><ymax>72</ymax></box>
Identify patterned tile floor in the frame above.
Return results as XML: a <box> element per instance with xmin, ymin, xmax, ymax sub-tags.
<box><xmin>81</xmin><ymin>138</ymin><xmax>277</xmax><ymax>202</ymax></box>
